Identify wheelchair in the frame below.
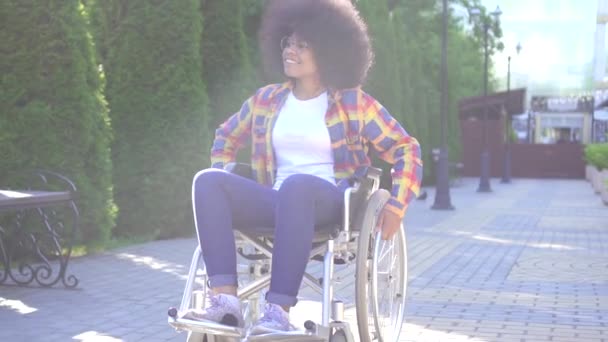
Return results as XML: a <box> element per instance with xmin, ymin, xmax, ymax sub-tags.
<box><xmin>168</xmin><ymin>164</ymin><xmax>408</xmax><ymax>342</ymax></box>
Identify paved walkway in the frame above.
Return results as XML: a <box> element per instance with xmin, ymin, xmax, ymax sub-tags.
<box><xmin>1</xmin><ymin>178</ymin><xmax>607</xmax><ymax>341</ymax></box>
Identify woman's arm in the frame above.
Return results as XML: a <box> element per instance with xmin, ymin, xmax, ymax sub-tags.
<box><xmin>362</xmin><ymin>95</ymin><xmax>423</xmax><ymax>218</ymax></box>
<box><xmin>210</xmin><ymin>95</ymin><xmax>257</xmax><ymax>169</ymax></box>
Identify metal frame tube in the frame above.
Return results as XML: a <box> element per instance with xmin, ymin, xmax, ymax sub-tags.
<box><xmin>238</xmin><ymin>274</ymin><xmax>272</xmax><ymax>299</ymax></box>
<box><xmin>179</xmin><ymin>246</ymin><xmax>203</xmax><ymax>312</ymax></box>
<box><xmin>236</xmin><ymin>232</ymin><xmax>274</xmax><ymax>258</ymax></box>
<box><xmin>343</xmin><ymin>188</ymin><xmax>353</xmax><ymax>233</ymax></box>
<box><xmin>322</xmin><ymin>239</ymin><xmax>335</xmax><ymax>326</ymax></box>
<box><xmin>302</xmin><ymin>273</ymin><xmax>324</xmax><ymax>296</ymax></box>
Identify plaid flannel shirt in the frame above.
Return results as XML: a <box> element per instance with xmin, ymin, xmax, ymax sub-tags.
<box><xmin>210</xmin><ymin>82</ymin><xmax>422</xmax><ymax>218</ymax></box>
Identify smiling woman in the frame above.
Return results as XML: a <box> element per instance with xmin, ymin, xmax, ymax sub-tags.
<box><xmin>259</xmin><ymin>0</ymin><xmax>373</xmax><ymax>91</ymax></box>
<box><xmin>187</xmin><ymin>0</ymin><xmax>422</xmax><ymax>334</ymax></box>
<box><xmin>279</xmin><ymin>34</ymin><xmax>323</xmax><ymax>99</ymax></box>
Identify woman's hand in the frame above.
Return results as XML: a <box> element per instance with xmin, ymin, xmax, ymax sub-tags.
<box><xmin>376</xmin><ymin>206</ymin><xmax>402</xmax><ymax>240</ymax></box>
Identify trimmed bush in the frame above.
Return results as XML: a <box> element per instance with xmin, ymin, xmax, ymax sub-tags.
<box><xmin>90</xmin><ymin>1</ymin><xmax>211</xmax><ymax>238</ymax></box>
<box><xmin>201</xmin><ymin>0</ymin><xmax>255</xmax><ymax>130</ymax></box>
<box><xmin>0</xmin><ymin>0</ymin><xmax>115</xmax><ymax>246</ymax></box>
<box><xmin>585</xmin><ymin>143</ymin><xmax>608</xmax><ymax>170</ymax></box>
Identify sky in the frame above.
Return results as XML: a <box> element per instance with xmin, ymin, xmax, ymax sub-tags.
<box><xmin>477</xmin><ymin>0</ymin><xmax>603</xmax><ymax>97</ymax></box>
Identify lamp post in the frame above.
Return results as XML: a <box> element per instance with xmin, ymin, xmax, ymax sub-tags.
<box><xmin>501</xmin><ymin>42</ymin><xmax>522</xmax><ymax>184</ymax></box>
<box><xmin>591</xmin><ymin>96</ymin><xmax>596</xmax><ymax>143</ymax></box>
<box><xmin>527</xmin><ymin>109</ymin><xmax>533</xmax><ymax>143</ymax></box>
<box><xmin>432</xmin><ymin>0</ymin><xmax>454</xmax><ymax>210</ymax></box>
<box><xmin>470</xmin><ymin>5</ymin><xmax>502</xmax><ymax>193</ymax></box>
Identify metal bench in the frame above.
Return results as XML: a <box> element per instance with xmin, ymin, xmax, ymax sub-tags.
<box><xmin>0</xmin><ymin>171</ymin><xmax>79</xmax><ymax>288</ymax></box>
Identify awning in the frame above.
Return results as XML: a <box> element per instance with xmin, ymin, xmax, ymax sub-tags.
<box><xmin>512</xmin><ymin>112</ymin><xmax>529</xmax><ymax>120</ymax></box>
<box><xmin>594</xmin><ymin>109</ymin><xmax>608</xmax><ymax>121</ymax></box>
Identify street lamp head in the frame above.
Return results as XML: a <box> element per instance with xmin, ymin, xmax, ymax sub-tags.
<box><xmin>469</xmin><ymin>5</ymin><xmax>501</xmax><ymax>25</ymax></box>
<box><xmin>469</xmin><ymin>7</ymin><xmax>481</xmax><ymax>22</ymax></box>
<box><xmin>491</xmin><ymin>5</ymin><xmax>502</xmax><ymax>19</ymax></box>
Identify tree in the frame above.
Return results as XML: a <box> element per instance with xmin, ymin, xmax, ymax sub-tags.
<box><xmin>242</xmin><ymin>0</ymin><xmax>267</xmax><ymax>84</ymax></box>
<box><xmin>356</xmin><ymin>0</ymin><xmax>404</xmax><ymax>187</ymax></box>
<box><xmin>89</xmin><ymin>0</ymin><xmax>211</xmax><ymax>238</ymax></box>
<box><xmin>201</xmin><ymin>0</ymin><xmax>255</xmax><ymax>130</ymax></box>
<box><xmin>0</xmin><ymin>0</ymin><xmax>115</xmax><ymax>245</ymax></box>
<box><xmin>358</xmin><ymin>0</ymin><xmax>404</xmax><ymax>116</ymax></box>
<box><xmin>360</xmin><ymin>0</ymin><xmax>495</xmax><ymax>184</ymax></box>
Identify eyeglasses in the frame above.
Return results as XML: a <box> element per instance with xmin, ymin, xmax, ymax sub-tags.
<box><xmin>280</xmin><ymin>36</ymin><xmax>309</xmax><ymax>53</ymax></box>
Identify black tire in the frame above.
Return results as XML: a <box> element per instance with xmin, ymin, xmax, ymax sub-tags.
<box><xmin>355</xmin><ymin>189</ymin><xmax>390</xmax><ymax>342</ymax></box>
<box><xmin>330</xmin><ymin>329</ymin><xmax>348</xmax><ymax>342</ymax></box>
<box><xmin>355</xmin><ymin>189</ymin><xmax>408</xmax><ymax>342</ymax></box>
<box><xmin>370</xmin><ymin>223</ymin><xmax>407</xmax><ymax>342</ymax></box>
<box><xmin>186</xmin><ymin>331</ymin><xmax>206</xmax><ymax>342</ymax></box>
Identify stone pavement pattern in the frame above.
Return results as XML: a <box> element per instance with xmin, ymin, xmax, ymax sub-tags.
<box><xmin>1</xmin><ymin>178</ymin><xmax>607</xmax><ymax>341</ymax></box>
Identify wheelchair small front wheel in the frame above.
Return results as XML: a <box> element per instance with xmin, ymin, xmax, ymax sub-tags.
<box><xmin>329</xmin><ymin>329</ymin><xmax>348</xmax><ymax>342</ymax></box>
<box><xmin>355</xmin><ymin>189</ymin><xmax>408</xmax><ymax>342</ymax></box>
<box><xmin>186</xmin><ymin>331</ymin><xmax>205</xmax><ymax>342</ymax></box>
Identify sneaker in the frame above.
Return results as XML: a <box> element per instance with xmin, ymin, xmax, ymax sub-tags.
<box><xmin>180</xmin><ymin>293</ymin><xmax>244</xmax><ymax>328</ymax></box>
<box><xmin>249</xmin><ymin>303</ymin><xmax>296</xmax><ymax>335</ymax></box>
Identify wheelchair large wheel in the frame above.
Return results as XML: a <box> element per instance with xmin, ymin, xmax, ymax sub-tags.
<box><xmin>355</xmin><ymin>189</ymin><xmax>408</xmax><ymax>342</ymax></box>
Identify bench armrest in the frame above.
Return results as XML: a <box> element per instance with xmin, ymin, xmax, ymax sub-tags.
<box><xmin>34</xmin><ymin>169</ymin><xmax>78</xmax><ymax>193</ymax></box>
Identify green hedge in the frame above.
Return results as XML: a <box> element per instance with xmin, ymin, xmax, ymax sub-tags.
<box><xmin>91</xmin><ymin>1</ymin><xmax>210</xmax><ymax>239</ymax></box>
<box><xmin>585</xmin><ymin>143</ymin><xmax>608</xmax><ymax>170</ymax></box>
<box><xmin>0</xmin><ymin>0</ymin><xmax>115</xmax><ymax>245</ymax></box>
<box><xmin>201</xmin><ymin>0</ymin><xmax>254</xmax><ymax>130</ymax></box>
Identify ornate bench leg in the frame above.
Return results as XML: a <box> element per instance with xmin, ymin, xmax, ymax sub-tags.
<box><xmin>61</xmin><ymin>200</ymin><xmax>79</xmax><ymax>288</ymax></box>
<box><xmin>30</xmin><ymin>201</ymin><xmax>80</xmax><ymax>288</ymax></box>
<box><xmin>37</xmin><ymin>170</ymin><xmax>80</xmax><ymax>288</ymax></box>
<box><xmin>0</xmin><ymin>202</ymin><xmax>79</xmax><ymax>288</ymax></box>
<box><xmin>0</xmin><ymin>170</ymin><xmax>80</xmax><ymax>288</ymax></box>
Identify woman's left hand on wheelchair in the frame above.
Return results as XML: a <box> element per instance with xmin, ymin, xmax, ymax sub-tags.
<box><xmin>376</xmin><ymin>207</ymin><xmax>402</xmax><ymax>240</ymax></box>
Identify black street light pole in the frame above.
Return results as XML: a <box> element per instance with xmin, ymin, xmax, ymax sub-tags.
<box><xmin>475</xmin><ymin>6</ymin><xmax>501</xmax><ymax>193</ymax></box>
<box><xmin>500</xmin><ymin>55</ymin><xmax>512</xmax><ymax>184</ymax></box>
<box><xmin>477</xmin><ymin>19</ymin><xmax>492</xmax><ymax>192</ymax></box>
<box><xmin>432</xmin><ymin>0</ymin><xmax>454</xmax><ymax>210</ymax></box>
<box><xmin>501</xmin><ymin>43</ymin><xmax>521</xmax><ymax>184</ymax></box>
<box><xmin>527</xmin><ymin>109</ymin><xmax>533</xmax><ymax>143</ymax></box>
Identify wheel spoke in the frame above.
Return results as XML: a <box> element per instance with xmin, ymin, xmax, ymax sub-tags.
<box><xmin>355</xmin><ymin>190</ymin><xmax>407</xmax><ymax>342</ymax></box>
<box><xmin>377</xmin><ymin>240</ymin><xmax>393</xmax><ymax>262</ymax></box>
<box><xmin>371</xmin><ymin>229</ymin><xmax>407</xmax><ymax>342</ymax></box>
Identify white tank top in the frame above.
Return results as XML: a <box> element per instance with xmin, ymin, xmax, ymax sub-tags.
<box><xmin>272</xmin><ymin>91</ymin><xmax>335</xmax><ymax>190</ymax></box>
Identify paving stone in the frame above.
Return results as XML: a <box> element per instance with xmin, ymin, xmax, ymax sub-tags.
<box><xmin>1</xmin><ymin>178</ymin><xmax>607</xmax><ymax>341</ymax></box>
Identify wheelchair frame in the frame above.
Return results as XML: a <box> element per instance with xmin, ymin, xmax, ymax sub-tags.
<box><xmin>168</xmin><ymin>166</ymin><xmax>407</xmax><ymax>342</ymax></box>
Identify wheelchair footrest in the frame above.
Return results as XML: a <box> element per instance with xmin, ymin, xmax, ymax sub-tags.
<box><xmin>168</xmin><ymin>316</ymin><xmax>243</xmax><ymax>338</ymax></box>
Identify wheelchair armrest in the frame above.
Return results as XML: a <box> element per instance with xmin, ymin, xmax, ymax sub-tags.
<box><xmin>350</xmin><ymin>166</ymin><xmax>383</xmax><ymax>189</ymax></box>
<box><xmin>224</xmin><ymin>162</ymin><xmax>254</xmax><ymax>180</ymax></box>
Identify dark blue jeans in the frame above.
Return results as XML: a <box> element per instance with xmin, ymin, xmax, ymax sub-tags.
<box><xmin>192</xmin><ymin>169</ymin><xmax>344</xmax><ymax>307</ymax></box>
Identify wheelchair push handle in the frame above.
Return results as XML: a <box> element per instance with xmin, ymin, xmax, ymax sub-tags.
<box><xmin>223</xmin><ymin>162</ymin><xmax>254</xmax><ymax>179</ymax></box>
<box><xmin>349</xmin><ymin>166</ymin><xmax>383</xmax><ymax>193</ymax></box>
<box><xmin>362</xmin><ymin>166</ymin><xmax>382</xmax><ymax>181</ymax></box>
